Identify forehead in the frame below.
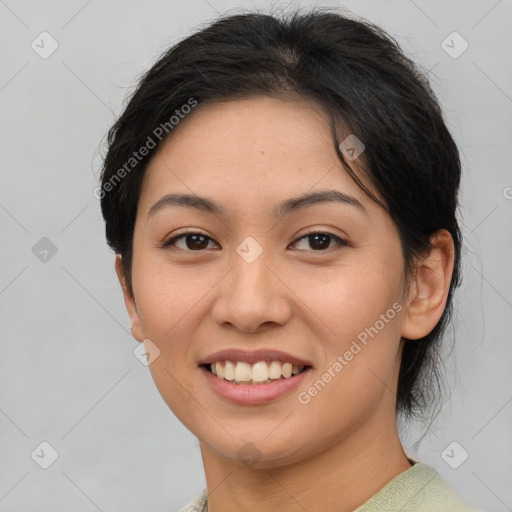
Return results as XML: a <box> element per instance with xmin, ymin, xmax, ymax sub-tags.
<box><xmin>138</xmin><ymin>96</ymin><xmax>381</xmax><ymax>215</ymax></box>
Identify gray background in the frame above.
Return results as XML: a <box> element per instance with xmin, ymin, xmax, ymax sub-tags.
<box><xmin>0</xmin><ymin>0</ymin><xmax>511</xmax><ymax>511</ymax></box>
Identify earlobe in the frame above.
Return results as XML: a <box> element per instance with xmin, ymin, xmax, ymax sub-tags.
<box><xmin>401</xmin><ymin>229</ymin><xmax>455</xmax><ymax>340</ymax></box>
<box><xmin>115</xmin><ymin>254</ymin><xmax>144</xmax><ymax>342</ymax></box>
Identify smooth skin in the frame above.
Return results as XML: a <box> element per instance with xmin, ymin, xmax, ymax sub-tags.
<box><xmin>115</xmin><ymin>96</ymin><xmax>455</xmax><ymax>512</ymax></box>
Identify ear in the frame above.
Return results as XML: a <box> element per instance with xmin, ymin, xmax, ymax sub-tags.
<box><xmin>401</xmin><ymin>229</ymin><xmax>455</xmax><ymax>340</ymax></box>
<box><xmin>115</xmin><ymin>254</ymin><xmax>144</xmax><ymax>342</ymax></box>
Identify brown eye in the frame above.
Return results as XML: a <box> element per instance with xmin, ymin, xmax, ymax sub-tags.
<box><xmin>163</xmin><ymin>232</ymin><xmax>218</xmax><ymax>251</ymax></box>
<box><xmin>292</xmin><ymin>231</ymin><xmax>347</xmax><ymax>251</ymax></box>
<box><xmin>185</xmin><ymin>234</ymin><xmax>210</xmax><ymax>250</ymax></box>
<box><xmin>308</xmin><ymin>233</ymin><xmax>332</xmax><ymax>250</ymax></box>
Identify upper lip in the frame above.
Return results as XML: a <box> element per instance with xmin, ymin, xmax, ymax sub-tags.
<box><xmin>199</xmin><ymin>348</ymin><xmax>313</xmax><ymax>367</ymax></box>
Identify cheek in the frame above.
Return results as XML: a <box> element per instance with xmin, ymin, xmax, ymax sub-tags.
<box><xmin>300</xmin><ymin>257</ymin><xmax>402</xmax><ymax>339</ymax></box>
<box><xmin>301</xmin><ymin>259</ymin><xmax>405</xmax><ymax>395</ymax></box>
<box><xmin>132</xmin><ymin>256</ymin><xmax>217</xmax><ymax>339</ymax></box>
<box><xmin>130</xmin><ymin>256</ymin><xmax>221</xmax><ymax>393</ymax></box>
<box><xmin>294</xmin><ymin>300</ymin><xmax>403</xmax><ymax>445</ymax></box>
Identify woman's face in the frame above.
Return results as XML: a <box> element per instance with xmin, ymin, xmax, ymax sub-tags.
<box><xmin>120</xmin><ymin>96</ymin><xmax>410</xmax><ymax>468</ymax></box>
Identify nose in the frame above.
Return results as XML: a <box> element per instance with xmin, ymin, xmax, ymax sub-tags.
<box><xmin>211</xmin><ymin>244</ymin><xmax>293</xmax><ymax>334</ymax></box>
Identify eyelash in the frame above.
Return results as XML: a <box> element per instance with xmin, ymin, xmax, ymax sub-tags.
<box><xmin>161</xmin><ymin>230</ymin><xmax>348</xmax><ymax>252</ymax></box>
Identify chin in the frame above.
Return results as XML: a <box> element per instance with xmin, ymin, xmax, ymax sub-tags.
<box><xmin>199</xmin><ymin>429</ymin><xmax>313</xmax><ymax>469</ymax></box>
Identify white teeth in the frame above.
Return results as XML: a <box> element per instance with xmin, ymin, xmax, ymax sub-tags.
<box><xmin>251</xmin><ymin>361</ymin><xmax>269</xmax><ymax>382</ymax></box>
<box><xmin>282</xmin><ymin>362</ymin><xmax>292</xmax><ymax>378</ymax></box>
<box><xmin>215</xmin><ymin>362</ymin><xmax>224</xmax><ymax>379</ymax></box>
<box><xmin>208</xmin><ymin>360</ymin><xmax>306</xmax><ymax>384</ymax></box>
<box><xmin>234</xmin><ymin>361</ymin><xmax>252</xmax><ymax>382</ymax></box>
<box><xmin>268</xmin><ymin>361</ymin><xmax>282</xmax><ymax>379</ymax></box>
<box><xmin>224</xmin><ymin>360</ymin><xmax>235</xmax><ymax>380</ymax></box>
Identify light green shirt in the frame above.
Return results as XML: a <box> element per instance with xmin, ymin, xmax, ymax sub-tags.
<box><xmin>178</xmin><ymin>461</ymin><xmax>479</xmax><ymax>511</ymax></box>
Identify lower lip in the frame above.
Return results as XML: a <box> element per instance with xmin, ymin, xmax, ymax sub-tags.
<box><xmin>200</xmin><ymin>366</ymin><xmax>312</xmax><ymax>405</ymax></box>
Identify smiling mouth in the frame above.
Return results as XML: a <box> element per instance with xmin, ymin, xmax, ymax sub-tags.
<box><xmin>201</xmin><ymin>360</ymin><xmax>311</xmax><ymax>385</ymax></box>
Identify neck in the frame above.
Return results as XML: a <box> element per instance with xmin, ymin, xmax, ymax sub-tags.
<box><xmin>199</xmin><ymin>408</ymin><xmax>412</xmax><ymax>512</ymax></box>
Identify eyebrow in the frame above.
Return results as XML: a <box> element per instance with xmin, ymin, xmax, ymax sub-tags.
<box><xmin>147</xmin><ymin>189</ymin><xmax>367</xmax><ymax>219</ymax></box>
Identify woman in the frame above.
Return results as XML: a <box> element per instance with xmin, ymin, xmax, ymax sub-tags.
<box><xmin>98</xmin><ymin>8</ymin><xmax>479</xmax><ymax>511</ymax></box>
